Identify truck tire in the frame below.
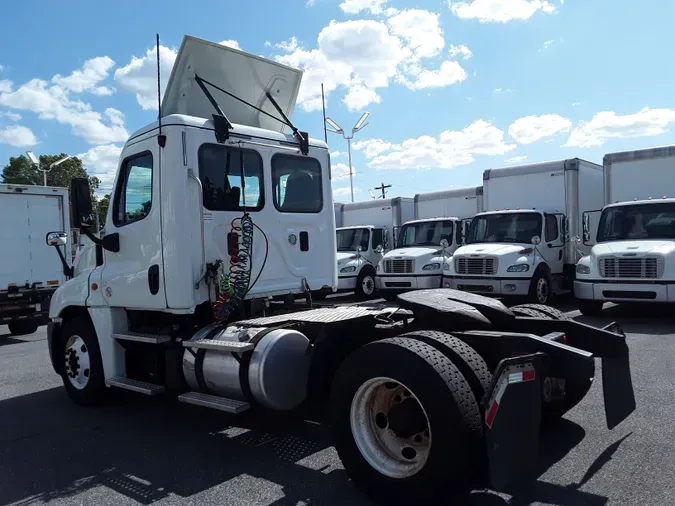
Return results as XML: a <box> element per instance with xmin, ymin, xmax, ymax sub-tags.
<box><xmin>59</xmin><ymin>318</ymin><xmax>108</xmax><ymax>406</ymax></box>
<box><xmin>398</xmin><ymin>330</ymin><xmax>491</xmax><ymax>407</ymax></box>
<box><xmin>511</xmin><ymin>303</ymin><xmax>568</xmax><ymax>321</ymax></box>
<box><xmin>528</xmin><ymin>268</ymin><xmax>553</xmax><ymax>305</ymax></box>
<box><xmin>355</xmin><ymin>267</ymin><xmax>377</xmax><ymax>300</ymax></box>
<box><xmin>331</xmin><ymin>337</ymin><xmax>483</xmax><ymax>505</ymax></box>
<box><xmin>8</xmin><ymin>321</ymin><xmax>39</xmax><ymax>336</ymax></box>
<box><xmin>577</xmin><ymin>299</ymin><xmax>604</xmax><ymax>317</ymax></box>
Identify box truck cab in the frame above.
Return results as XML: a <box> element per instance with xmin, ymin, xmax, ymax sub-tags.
<box><xmin>575</xmin><ymin>145</ymin><xmax>675</xmax><ymax>315</ymax></box>
<box><xmin>447</xmin><ymin>159</ymin><xmax>604</xmax><ymax>304</ymax></box>
<box><xmin>337</xmin><ymin>197</ymin><xmax>413</xmax><ymax>298</ymax></box>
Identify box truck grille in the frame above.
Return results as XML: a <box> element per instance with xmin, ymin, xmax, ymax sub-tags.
<box><xmin>455</xmin><ymin>257</ymin><xmax>498</xmax><ymax>276</ymax></box>
<box><xmin>599</xmin><ymin>256</ymin><xmax>663</xmax><ymax>279</ymax></box>
<box><xmin>383</xmin><ymin>259</ymin><xmax>414</xmax><ymax>274</ymax></box>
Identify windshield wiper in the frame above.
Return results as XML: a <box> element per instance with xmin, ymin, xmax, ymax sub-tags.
<box><xmin>194</xmin><ymin>74</ymin><xmax>309</xmax><ymax>155</ymax></box>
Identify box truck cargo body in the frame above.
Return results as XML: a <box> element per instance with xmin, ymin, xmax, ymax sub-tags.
<box><xmin>414</xmin><ymin>186</ymin><xmax>484</xmax><ymax>221</ymax></box>
<box><xmin>336</xmin><ymin>197</ymin><xmax>414</xmax><ymax>297</ymax></box>
<box><xmin>575</xmin><ymin>145</ymin><xmax>675</xmax><ymax>314</ymax></box>
<box><xmin>0</xmin><ymin>184</ymin><xmax>71</xmax><ymax>335</ymax></box>
<box><xmin>447</xmin><ymin>159</ymin><xmax>604</xmax><ymax>304</ymax></box>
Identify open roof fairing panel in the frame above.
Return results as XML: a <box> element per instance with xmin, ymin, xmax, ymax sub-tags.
<box><xmin>161</xmin><ymin>35</ymin><xmax>303</xmax><ymax>133</ymax></box>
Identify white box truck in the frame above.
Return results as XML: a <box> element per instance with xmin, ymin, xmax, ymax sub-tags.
<box><xmin>375</xmin><ymin>187</ymin><xmax>483</xmax><ymax>298</ymax></box>
<box><xmin>335</xmin><ymin>197</ymin><xmax>414</xmax><ymax>298</ymax></box>
<box><xmin>0</xmin><ymin>183</ymin><xmax>71</xmax><ymax>335</ymax></box>
<box><xmin>575</xmin><ymin>145</ymin><xmax>675</xmax><ymax>315</ymax></box>
<box><xmin>447</xmin><ymin>159</ymin><xmax>604</xmax><ymax>304</ymax></box>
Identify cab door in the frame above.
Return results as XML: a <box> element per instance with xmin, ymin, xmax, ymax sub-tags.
<box><xmin>542</xmin><ymin>213</ymin><xmax>565</xmax><ymax>275</ymax></box>
<box><xmin>99</xmin><ymin>138</ymin><xmax>166</xmax><ymax>309</ymax></box>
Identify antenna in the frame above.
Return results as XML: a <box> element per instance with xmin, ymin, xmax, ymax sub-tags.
<box><xmin>321</xmin><ymin>83</ymin><xmax>328</xmax><ymax>143</ymax></box>
<box><xmin>156</xmin><ymin>33</ymin><xmax>164</xmax><ymax>146</ymax></box>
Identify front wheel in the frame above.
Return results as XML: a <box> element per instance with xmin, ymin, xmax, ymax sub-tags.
<box><xmin>59</xmin><ymin>318</ymin><xmax>108</xmax><ymax>406</ymax></box>
<box><xmin>355</xmin><ymin>269</ymin><xmax>377</xmax><ymax>300</ymax></box>
<box><xmin>528</xmin><ymin>270</ymin><xmax>552</xmax><ymax>305</ymax></box>
<box><xmin>331</xmin><ymin>337</ymin><xmax>483</xmax><ymax>505</ymax></box>
<box><xmin>8</xmin><ymin>321</ymin><xmax>39</xmax><ymax>336</ymax></box>
<box><xmin>577</xmin><ymin>299</ymin><xmax>604</xmax><ymax>316</ymax></box>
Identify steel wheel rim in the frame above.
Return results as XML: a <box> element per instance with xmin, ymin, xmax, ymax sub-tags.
<box><xmin>362</xmin><ymin>275</ymin><xmax>375</xmax><ymax>296</ymax></box>
<box><xmin>64</xmin><ymin>335</ymin><xmax>91</xmax><ymax>390</ymax></box>
<box><xmin>536</xmin><ymin>277</ymin><xmax>548</xmax><ymax>303</ymax></box>
<box><xmin>350</xmin><ymin>376</ymin><xmax>431</xmax><ymax>479</ymax></box>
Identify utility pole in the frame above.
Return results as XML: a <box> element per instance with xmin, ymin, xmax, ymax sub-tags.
<box><xmin>374</xmin><ymin>182</ymin><xmax>391</xmax><ymax>199</ymax></box>
<box><xmin>325</xmin><ymin>112</ymin><xmax>370</xmax><ymax>203</ymax></box>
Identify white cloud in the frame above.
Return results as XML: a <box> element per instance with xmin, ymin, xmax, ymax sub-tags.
<box><xmin>273</xmin><ymin>14</ymin><xmax>463</xmax><ymax>111</ymax></box>
<box><xmin>449</xmin><ymin>0</ymin><xmax>558</xmax><ymax>23</ymax></box>
<box><xmin>0</xmin><ymin>78</ymin><xmax>129</xmax><ymax>145</ymax></box>
<box><xmin>332</xmin><ymin>162</ymin><xmax>356</xmax><ymax>181</ymax></box>
<box><xmin>362</xmin><ymin>120</ymin><xmax>516</xmax><ymax>170</ymax></box>
<box><xmin>306</xmin><ymin>0</ymin><xmax>316</xmax><ymax>6</ymax></box>
<box><xmin>272</xmin><ymin>37</ymin><xmax>300</xmax><ymax>52</ymax></box>
<box><xmin>219</xmin><ymin>40</ymin><xmax>241</xmax><ymax>50</ymax></box>
<box><xmin>353</xmin><ymin>138</ymin><xmax>398</xmax><ymax>158</ymax></box>
<box><xmin>506</xmin><ymin>155</ymin><xmax>528</xmax><ymax>163</ymax></box>
<box><xmin>0</xmin><ymin>110</ymin><xmax>21</xmax><ymax>121</ymax></box>
<box><xmin>330</xmin><ymin>150</ymin><xmax>344</xmax><ymax>158</ymax></box>
<box><xmin>0</xmin><ymin>80</ymin><xmax>12</xmax><ymax>93</ymax></box>
<box><xmin>114</xmin><ymin>45</ymin><xmax>177</xmax><ymax>110</ymax></box>
<box><xmin>539</xmin><ymin>39</ymin><xmax>554</xmax><ymax>52</ymax></box>
<box><xmin>565</xmin><ymin>107</ymin><xmax>675</xmax><ymax>148</ymax></box>
<box><xmin>105</xmin><ymin>107</ymin><xmax>125</xmax><ymax>126</ymax></box>
<box><xmin>90</xmin><ymin>86</ymin><xmax>115</xmax><ymax>96</ymax></box>
<box><xmin>78</xmin><ymin>144</ymin><xmax>123</xmax><ymax>192</ymax></box>
<box><xmin>339</xmin><ymin>0</ymin><xmax>389</xmax><ymax>15</ymax></box>
<box><xmin>572</xmin><ymin>101</ymin><xmax>582</xmax><ymax>107</ymax></box>
<box><xmin>448</xmin><ymin>44</ymin><xmax>473</xmax><ymax>60</ymax></box>
<box><xmin>508</xmin><ymin>114</ymin><xmax>572</xmax><ymax>144</ymax></box>
<box><xmin>333</xmin><ymin>186</ymin><xmax>354</xmax><ymax>200</ymax></box>
<box><xmin>51</xmin><ymin>56</ymin><xmax>116</xmax><ymax>94</ymax></box>
<box><xmin>0</xmin><ymin>125</ymin><xmax>38</xmax><ymax>147</ymax></box>
<box><xmin>403</xmin><ymin>61</ymin><xmax>467</xmax><ymax>90</ymax></box>
<box><xmin>493</xmin><ymin>88</ymin><xmax>512</xmax><ymax>95</ymax></box>
<box><xmin>0</xmin><ymin>65</ymin><xmax>4</xmax><ymax>72</ymax></box>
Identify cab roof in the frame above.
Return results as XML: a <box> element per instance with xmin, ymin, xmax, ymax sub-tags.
<box><xmin>604</xmin><ymin>197</ymin><xmax>675</xmax><ymax>209</ymax></box>
<box><xmin>403</xmin><ymin>217</ymin><xmax>460</xmax><ymax>225</ymax></box>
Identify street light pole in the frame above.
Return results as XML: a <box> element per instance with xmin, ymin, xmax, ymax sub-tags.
<box><xmin>26</xmin><ymin>152</ymin><xmax>73</xmax><ymax>186</ymax></box>
<box><xmin>325</xmin><ymin>112</ymin><xmax>370</xmax><ymax>204</ymax></box>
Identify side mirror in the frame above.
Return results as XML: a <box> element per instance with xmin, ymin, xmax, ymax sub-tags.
<box><xmin>440</xmin><ymin>238</ymin><xmax>449</xmax><ymax>249</ymax></box>
<box><xmin>375</xmin><ymin>244</ymin><xmax>383</xmax><ymax>254</ymax></box>
<box><xmin>531</xmin><ymin>235</ymin><xmax>541</xmax><ymax>246</ymax></box>
<box><xmin>70</xmin><ymin>177</ymin><xmax>95</xmax><ymax>228</ymax></box>
<box><xmin>46</xmin><ymin>231</ymin><xmax>67</xmax><ymax>247</ymax></box>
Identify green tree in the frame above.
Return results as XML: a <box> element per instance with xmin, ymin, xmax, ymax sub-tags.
<box><xmin>96</xmin><ymin>193</ymin><xmax>111</xmax><ymax>229</ymax></box>
<box><xmin>2</xmin><ymin>153</ymin><xmax>100</xmax><ymax>194</ymax></box>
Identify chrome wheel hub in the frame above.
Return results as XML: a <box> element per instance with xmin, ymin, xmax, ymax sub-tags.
<box><xmin>65</xmin><ymin>335</ymin><xmax>91</xmax><ymax>390</ymax></box>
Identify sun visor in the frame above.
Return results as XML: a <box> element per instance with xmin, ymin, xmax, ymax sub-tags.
<box><xmin>161</xmin><ymin>35</ymin><xmax>303</xmax><ymax>133</ymax></box>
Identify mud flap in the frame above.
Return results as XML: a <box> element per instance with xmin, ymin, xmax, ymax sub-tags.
<box><xmin>482</xmin><ymin>352</ymin><xmax>548</xmax><ymax>491</ymax></box>
<box><xmin>600</xmin><ymin>322</ymin><xmax>636</xmax><ymax>430</ymax></box>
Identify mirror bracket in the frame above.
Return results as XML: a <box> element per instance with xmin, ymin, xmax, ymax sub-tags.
<box><xmin>83</xmin><ymin>229</ymin><xmax>120</xmax><ymax>253</ymax></box>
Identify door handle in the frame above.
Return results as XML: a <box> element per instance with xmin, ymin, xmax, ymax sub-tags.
<box><xmin>300</xmin><ymin>231</ymin><xmax>309</xmax><ymax>252</ymax></box>
<box><xmin>148</xmin><ymin>264</ymin><xmax>160</xmax><ymax>295</ymax></box>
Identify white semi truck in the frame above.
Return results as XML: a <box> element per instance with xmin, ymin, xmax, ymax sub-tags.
<box><xmin>575</xmin><ymin>145</ymin><xmax>675</xmax><ymax>315</ymax></box>
<box><xmin>335</xmin><ymin>197</ymin><xmax>414</xmax><ymax>298</ymax></box>
<box><xmin>0</xmin><ymin>183</ymin><xmax>71</xmax><ymax>335</ymax></box>
<box><xmin>43</xmin><ymin>35</ymin><xmax>635</xmax><ymax>505</ymax></box>
<box><xmin>375</xmin><ymin>186</ymin><xmax>483</xmax><ymax>298</ymax></box>
<box><xmin>447</xmin><ymin>159</ymin><xmax>604</xmax><ymax>305</ymax></box>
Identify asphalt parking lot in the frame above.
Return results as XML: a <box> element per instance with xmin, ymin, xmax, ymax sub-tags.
<box><xmin>2</xmin><ymin>298</ymin><xmax>675</xmax><ymax>506</ymax></box>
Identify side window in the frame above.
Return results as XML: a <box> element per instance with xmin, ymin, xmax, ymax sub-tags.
<box><xmin>272</xmin><ymin>154</ymin><xmax>323</xmax><ymax>213</ymax></box>
<box><xmin>545</xmin><ymin>214</ymin><xmax>559</xmax><ymax>242</ymax></box>
<box><xmin>372</xmin><ymin>228</ymin><xmax>384</xmax><ymax>250</ymax></box>
<box><xmin>112</xmin><ymin>152</ymin><xmax>153</xmax><ymax>227</ymax></box>
<box><xmin>199</xmin><ymin>144</ymin><xmax>264</xmax><ymax>211</ymax></box>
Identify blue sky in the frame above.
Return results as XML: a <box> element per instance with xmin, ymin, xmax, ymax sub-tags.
<box><xmin>1</xmin><ymin>0</ymin><xmax>674</xmax><ymax>202</ymax></box>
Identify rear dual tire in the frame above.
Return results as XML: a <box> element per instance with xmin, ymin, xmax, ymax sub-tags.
<box><xmin>331</xmin><ymin>335</ymin><xmax>486</xmax><ymax>505</ymax></box>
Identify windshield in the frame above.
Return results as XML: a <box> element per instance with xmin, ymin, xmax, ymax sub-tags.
<box><xmin>336</xmin><ymin>228</ymin><xmax>370</xmax><ymax>252</ymax></box>
<box><xmin>398</xmin><ymin>220</ymin><xmax>453</xmax><ymax>247</ymax></box>
<box><xmin>467</xmin><ymin>212</ymin><xmax>542</xmax><ymax>244</ymax></box>
<box><xmin>597</xmin><ymin>203</ymin><xmax>675</xmax><ymax>242</ymax></box>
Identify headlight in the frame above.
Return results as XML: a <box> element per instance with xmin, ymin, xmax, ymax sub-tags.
<box><xmin>340</xmin><ymin>266</ymin><xmax>357</xmax><ymax>273</ymax></box>
<box><xmin>376</xmin><ymin>264</ymin><xmax>380</xmax><ymax>272</ymax></box>
<box><xmin>443</xmin><ymin>262</ymin><xmax>450</xmax><ymax>271</ymax></box>
<box><xmin>506</xmin><ymin>264</ymin><xmax>530</xmax><ymax>272</ymax></box>
<box><xmin>422</xmin><ymin>263</ymin><xmax>441</xmax><ymax>271</ymax></box>
<box><xmin>576</xmin><ymin>264</ymin><xmax>590</xmax><ymax>274</ymax></box>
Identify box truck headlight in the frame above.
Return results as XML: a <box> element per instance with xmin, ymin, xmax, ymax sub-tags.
<box><xmin>443</xmin><ymin>262</ymin><xmax>450</xmax><ymax>271</ymax></box>
<box><xmin>376</xmin><ymin>263</ymin><xmax>380</xmax><ymax>272</ymax></box>
<box><xmin>422</xmin><ymin>263</ymin><xmax>441</xmax><ymax>271</ymax></box>
<box><xmin>576</xmin><ymin>264</ymin><xmax>591</xmax><ymax>275</ymax></box>
<box><xmin>340</xmin><ymin>266</ymin><xmax>357</xmax><ymax>273</ymax></box>
<box><xmin>507</xmin><ymin>264</ymin><xmax>530</xmax><ymax>272</ymax></box>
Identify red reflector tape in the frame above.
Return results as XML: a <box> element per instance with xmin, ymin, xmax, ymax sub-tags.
<box><xmin>522</xmin><ymin>369</ymin><xmax>536</xmax><ymax>382</ymax></box>
<box><xmin>485</xmin><ymin>400</ymin><xmax>499</xmax><ymax>428</ymax></box>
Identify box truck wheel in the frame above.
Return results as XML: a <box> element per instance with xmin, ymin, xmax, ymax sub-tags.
<box><xmin>355</xmin><ymin>267</ymin><xmax>377</xmax><ymax>300</ymax></box>
<box><xmin>331</xmin><ymin>337</ymin><xmax>483</xmax><ymax>505</ymax></box>
<box><xmin>8</xmin><ymin>321</ymin><xmax>39</xmax><ymax>336</ymax></box>
<box><xmin>528</xmin><ymin>268</ymin><xmax>552</xmax><ymax>305</ymax></box>
<box><xmin>576</xmin><ymin>299</ymin><xmax>604</xmax><ymax>317</ymax></box>
<box><xmin>59</xmin><ymin>318</ymin><xmax>107</xmax><ymax>406</ymax></box>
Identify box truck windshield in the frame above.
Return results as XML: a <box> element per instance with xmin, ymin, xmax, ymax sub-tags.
<box><xmin>468</xmin><ymin>212</ymin><xmax>542</xmax><ymax>245</ymax></box>
<box><xmin>337</xmin><ymin>227</ymin><xmax>370</xmax><ymax>251</ymax></box>
<box><xmin>398</xmin><ymin>220</ymin><xmax>453</xmax><ymax>247</ymax></box>
<box><xmin>597</xmin><ymin>202</ymin><xmax>675</xmax><ymax>242</ymax></box>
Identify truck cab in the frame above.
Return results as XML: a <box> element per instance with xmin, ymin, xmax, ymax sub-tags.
<box><xmin>336</xmin><ymin>225</ymin><xmax>387</xmax><ymax>298</ymax></box>
<box><xmin>575</xmin><ymin>197</ymin><xmax>675</xmax><ymax>314</ymax></box>
<box><xmin>375</xmin><ymin>217</ymin><xmax>458</xmax><ymax>297</ymax></box>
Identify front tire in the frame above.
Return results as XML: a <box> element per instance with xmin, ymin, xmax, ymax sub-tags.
<box><xmin>355</xmin><ymin>268</ymin><xmax>377</xmax><ymax>300</ymax></box>
<box><xmin>8</xmin><ymin>321</ymin><xmax>39</xmax><ymax>336</ymax></box>
<box><xmin>59</xmin><ymin>318</ymin><xmax>107</xmax><ymax>406</ymax></box>
<box><xmin>528</xmin><ymin>269</ymin><xmax>552</xmax><ymax>305</ymax></box>
<box><xmin>331</xmin><ymin>337</ymin><xmax>483</xmax><ymax>505</ymax></box>
<box><xmin>577</xmin><ymin>299</ymin><xmax>604</xmax><ymax>316</ymax></box>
